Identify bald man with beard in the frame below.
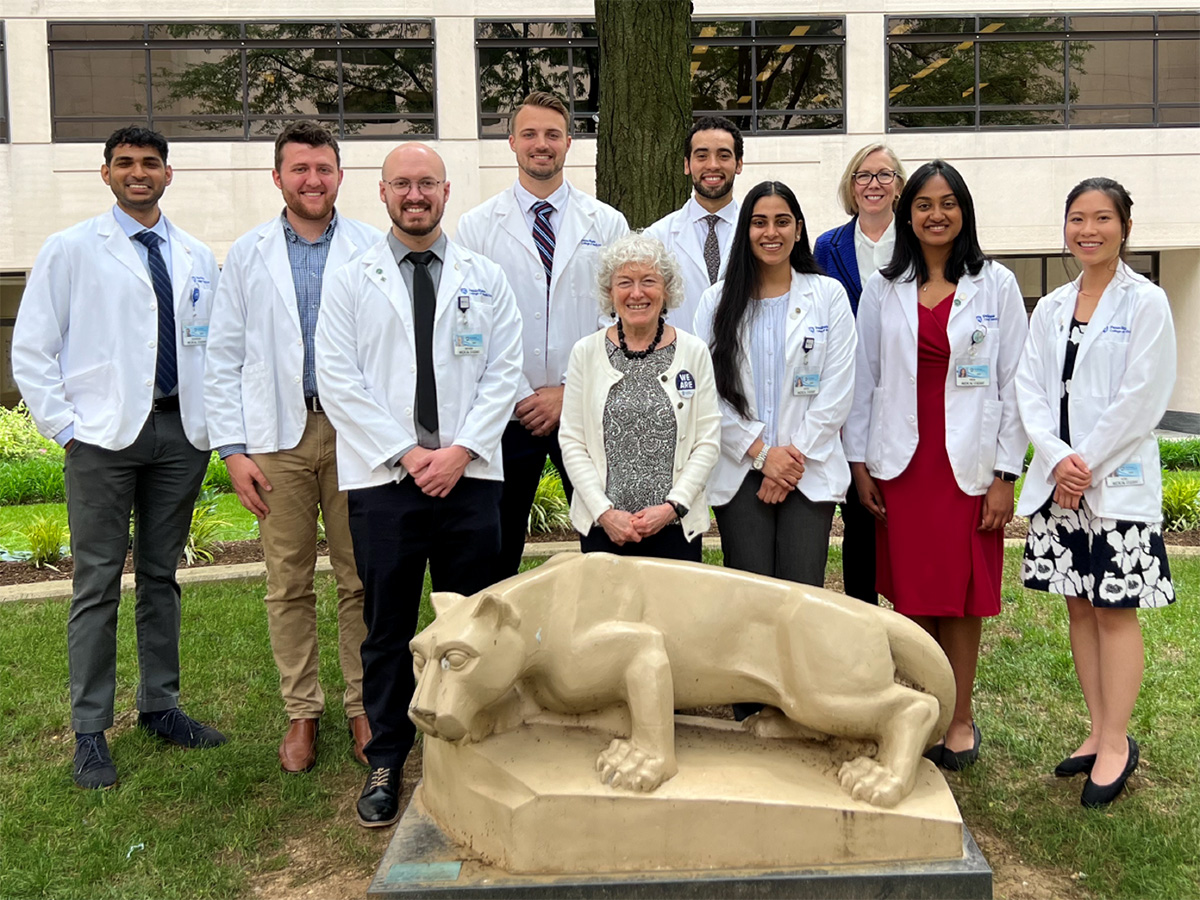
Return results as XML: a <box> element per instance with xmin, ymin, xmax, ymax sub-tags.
<box><xmin>315</xmin><ymin>144</ymin><xmax>523</xmax><ymax>827</ymax></box>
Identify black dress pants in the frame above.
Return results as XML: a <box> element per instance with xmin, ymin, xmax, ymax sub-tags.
<box><xmin>348</xmin><ymin>476</ymin><xmax>502</xmax><ymax>767</ymax></box>
<box><xmin>496</xmin><ymin>420</ymin><xmax>574</xmax><ymax>579</ymax></box>
<box><xmin>839</xmin><ymin>483</ymin><xmax>879</xmax><ymax>604</ymax></box>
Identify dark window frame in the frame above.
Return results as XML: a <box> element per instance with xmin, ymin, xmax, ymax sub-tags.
<box><xmin>0</xmin><ymin>23</ymin><xmax>8</xmax><ymax>143</ymax></box>
<box><xmin>995</xmin><ymin>251</ymin><xmax>1160</xmax><ymax>314</ymax></box>
<box><xmin>886</xmin><ymin>13</ymin><xmax>1199</xmax><ymax>132</ymax></box>
<box><xmin>474</xmin><ymin>16</ymin><xmax>847</xmax><ymax>139</ymax></box>
<box><xmin>47</xmin><ymin>20</ymin><xmax>437</xmax><ymax>142</ymax></box>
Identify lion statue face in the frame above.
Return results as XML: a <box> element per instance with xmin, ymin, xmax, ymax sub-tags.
<box><xmin>408</xmin><ymin>591</ymin><xmax>525</xmax><ymax>743</ymax></box>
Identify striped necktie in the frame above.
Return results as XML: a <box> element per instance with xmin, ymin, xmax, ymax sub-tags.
<box><xmin>133</xmin><ymin>230</ymin><xmax>177</xmax><ymax>396</ymax></box>
<box><xmin>531</xmin><ymin>201</ymin><xmax>555</xmax><ymax>296</ymax></box>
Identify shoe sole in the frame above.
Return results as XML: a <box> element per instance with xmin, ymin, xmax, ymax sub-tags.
<box><xmin>280</xmin><ymin>760</ymin><xmax>317</xmax><ymax>774</ymax></box>
<box><xmin>74</xmin><ymin>777</ymin><xmax>118</xmax><ymax>790</ymax></box>
<box><xmin>357</xmin><ymin>811</ymin><xmax>401</xmax><ymax>828</ymax></box>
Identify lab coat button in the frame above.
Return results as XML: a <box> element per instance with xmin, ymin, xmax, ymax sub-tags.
<box><xmin>145</xmin><ymin>379</ymin><xmax>153</xmax><ymax>387</ymax></box>
<box><xmin>148</xmin><ymin>341</ymin><xmax>156</xmax><ymax>349</ymax></box>
<box><xmin>908</xmin><ymin>415</ymin><xmax>915</xmax><ymax>423</ymax></box>
<box><xmin>533</xmin><ymin>349</ymin><xmax>541</xmax><ymax>356</ymax></box>
<box><xmin>405</xmin><ymin>407</ymin><xmax>412</xmax><ymax>416</ymax></box>
<box><xmin>294</xmin><ymin>376</ymin><xmax>301</xmax><ymax>383</ymax></box>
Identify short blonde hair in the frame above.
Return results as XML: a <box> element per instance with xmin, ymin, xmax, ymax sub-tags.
<box><xmin>595</xmin><ymin>233</ymin><xmax>685</xmax><ymax>317</ymax></box>
<box><xmin>511</xmin><ymin>91</ymin><xmax>571</xmax><ymax>135</ymax></box>
<box><xmin>837</xmin><ymin>144</ymin><xmax>906</xmax><ymax>216</ymax></box>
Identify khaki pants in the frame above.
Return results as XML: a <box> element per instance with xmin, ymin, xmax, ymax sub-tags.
<box><xmin>253</xmin><ymin>411</ymin><xmax>365</xmax><ymax>719</ymax></box>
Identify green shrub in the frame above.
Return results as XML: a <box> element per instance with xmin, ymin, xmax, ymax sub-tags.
<box><xmin>0</xmin><ymin>403</ymin><xmax>61</xmax><ymax>460</ymax></box>
<box><xmin>23</xmin><ymin>515</ymin><xmax>69</xmax><ymax>568</ymax></box>
<box><xmin>184</xmin><ymin>490</ymin><xmax>231</xmax><ymax>565</ymax></box>
<box><xmin>527</xmin><ymin>472</ymin><xmax>571</xmax><ymax>535</ymax></box>
<box><xmin>0</xmin><ymin>456</ymin><xmax>66</xmax><ymax>505</ymax></box>
<box><xmin>1159</xmin><ymin>437</ymin><xmax>1200</xmax><ymax>471</ymax></box>
<box><xmin>204</xmin><ymin>453</ymin><xmax>234</xmax><ymax>493</ymax></box>
<box><xmin>1162</xmin><ymin>476</ymin><xmax>1200</xmax><ymax>532</ymax></box>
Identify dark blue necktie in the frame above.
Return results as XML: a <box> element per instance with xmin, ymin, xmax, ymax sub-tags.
<box><xmin>133</xmin><ymin>230</ymin><xmax>177</xmax><ymax>396</ymax></box>
<box><xmin>532</xmin><ymin>201</ymin><xmax>555</xmax><ymax>298</ymax></box>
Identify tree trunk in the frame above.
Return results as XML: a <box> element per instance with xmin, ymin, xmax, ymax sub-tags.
<box><xmin>595</xmin><ymin>0</ymin><xmax>692</xmax><ymax>230</ymax></box>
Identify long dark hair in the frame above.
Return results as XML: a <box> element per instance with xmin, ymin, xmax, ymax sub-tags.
<box><xmin>880</xmin><ymin>159</ymin><xmax>986</xmax><ymax>285</ymax></box>
<box><xmin>710</xmin><ymin>181</ymin><xmax>821</xmax><ymax>419</ymax></box>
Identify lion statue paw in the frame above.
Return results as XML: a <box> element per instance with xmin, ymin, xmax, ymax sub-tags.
<box><xmin>837</xmin><ymin>756</ymin><xmax>906</xmax><ymax>808</ymax></box>
<box><xmin>596</xmin><ymin>738</ymin><xmax>676</xmax><ymax>792</ymax></box>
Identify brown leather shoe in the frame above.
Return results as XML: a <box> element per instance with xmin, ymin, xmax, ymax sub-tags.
<box><xmin>279</xmin><ymin>718</ymin><xmax>319</xmax><ymax>774</ymax></box>
<box><xmin>348</xmin><ymin>714</ymin><xmax>372</xmax><ymax>767</ymax></box>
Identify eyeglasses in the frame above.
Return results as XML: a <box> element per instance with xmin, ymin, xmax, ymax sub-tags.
<box><xmin>385</xmin><ymin>178</ymin><xmax>443</xmax><ymax>195</ymax></box>
<box><xmin>852</xmin><ymin>170</ymin><xmax>897</xmax><ymax>186</ymax></box>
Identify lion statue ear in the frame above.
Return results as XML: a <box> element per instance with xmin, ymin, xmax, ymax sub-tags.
<box><xmin>430</xmin><ymin>591</ymin><xmax>467</xmax><ymax>618</ymax></box>
<box><xmin>471</xmin><ymin>591</ymin><xmax>521</xmax><ymax>630</ymax></box>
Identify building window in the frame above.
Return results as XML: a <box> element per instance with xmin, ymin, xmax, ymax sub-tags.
<box><xmin>0</xmin><ymin>24</ymin><xmax>8</xmax><ymax>143</ymax></box>
<box><xmin>887</xmin><ymin>13</ymin><xmax>1199</xmax><ymax>130</ymax></box>
<box><xmin>691</xmin><ymin>19</ymin><xmax>845</xmax><ymax>134</ymax></box>
<box><xmin>48</xmin><ymin>21</ymin><xmax>435</xmax><ymax>141</ymax></box>
<box><xmin>475</xmin><ymin>18</ymin><xmax>846</xmax><ymax>137</ymax></box>
<box><xmin>996</xmin><ymin>252</ymin><xmax>1159</xmax><ymax>313</ymax></box>
<box><xmin>1</xmin><ymin>273</ymin><xmax>27</xmax><ymax>408</ymax></box>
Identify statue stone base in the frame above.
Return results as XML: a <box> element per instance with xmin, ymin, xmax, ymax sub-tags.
<box><xmin>420</xmin><ymin>715</ymin><xmax>963</xmax><ymax>875</ymax></box>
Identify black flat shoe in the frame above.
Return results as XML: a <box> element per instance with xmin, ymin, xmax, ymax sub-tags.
<box><xmin>1054</xmin><ymin>752</ymin><xmax>1097</xmax><ymax>778</ymax></box>
<box><xmin>941</xmin><ymin>722</ymin><xmax>981</xmax><ymax>772</ymax></box>
<box><xmin>1081</xmin><ymin>737</ymin><xmax>1138</xmax><ymax>809</ymax></box>
<box><xmin>922</xmin><ymin>743</ymin><xmax>945</xmax><ymax>766</ymax></box>
<box><xmin>357</xmin><ymin>766</ymin><xmax>401</xmax><ymax>828</ymax></box>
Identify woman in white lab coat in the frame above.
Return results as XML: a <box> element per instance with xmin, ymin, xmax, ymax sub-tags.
<box><xmin>844</xmin><ymin>160</ymin><xmax>1027</xmax><ymax>771</ymax></box>
<box><xmin>1015</xmin><ymin>177</ymin><xmax>1176</xmax><ymax>808</ymax></box>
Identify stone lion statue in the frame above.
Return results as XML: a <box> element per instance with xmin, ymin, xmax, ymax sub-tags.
<box><xmin>409</xmin><ymin>553</ymin><xmax>955</xmax><ymax>808</ymax></box>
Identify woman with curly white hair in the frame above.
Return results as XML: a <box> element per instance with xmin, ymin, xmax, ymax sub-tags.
<box><xmin>559</xmin><ymin>233</ymin><xmax>721</xmax><ymax>560</ymax></box>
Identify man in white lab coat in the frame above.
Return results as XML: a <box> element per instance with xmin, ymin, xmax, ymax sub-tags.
<box><xmin>204</xmin><ymin>122</ymin><xmax>382</xmax><ymax>775</ymax></box>
<box><xmin>457</xmin><ymin>91</ymin><xmax>629</xmax><ymax>579</ymax></box>
<box><xmin>316</xmin><ymin>144</ymin><xmax>522</xmax><ymax>828</ymax></box>
<box><xmin>12</xmin><ymin>127</ymin><xmax>225</xmax><ymax>791</ymax></box>
<box><xmin>644</xmin><ymin>116</ymin><xmax>744</xmax><ymax>333</ymax></box>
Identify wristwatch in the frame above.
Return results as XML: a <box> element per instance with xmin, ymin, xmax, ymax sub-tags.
<box><xmin>668</xmin><ymin>500</ymin><xmax>688</xmax><ymax>521</ymax></box>
<box><xmin>752</xmin><ymin>444</ymin><xmax>770</xmax><ymax>471</ymax></box>
<box><xmin>993</xmin><ymin>470</ymin><xmax>1018</xmax><ymax>483</ymax></box>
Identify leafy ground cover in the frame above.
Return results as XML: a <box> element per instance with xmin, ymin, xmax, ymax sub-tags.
<box><xmin>0</xmin><ymin>550</ymin><xmax>1195</xmax><ymax>899</ymax></box>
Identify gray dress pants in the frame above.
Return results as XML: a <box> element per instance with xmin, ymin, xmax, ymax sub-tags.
<box><xmin>64</xmin><ymin>410</ymin><xmax>209</xmax><ymax>733</ymax></box>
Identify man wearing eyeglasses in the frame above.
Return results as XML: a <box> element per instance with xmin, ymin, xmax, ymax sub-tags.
<box><xmin>204</xmin><ymin>122</ymin><xmax>382</xmax><ymax>775</ymax></box>
<box><xmin>315</xmin><ymin>143</ymin><xmax>522</xmax><ymax>828</ymax></box>
<box><xmin>457</xmin><ymin>91</ymin><xmax>629</xmax><ymax>580</ymax></box>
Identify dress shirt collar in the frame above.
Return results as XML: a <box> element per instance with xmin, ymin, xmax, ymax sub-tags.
<box><xmin>281</xmin><ymin>208</ymin><xmax>337</xmax><ymax>245</ymax></box>
<box><xmin>112</xmin><ymin>204</ymin><xmax>170</xmax><ymax>243</ymax></box>
<box><xmin>687</xmin><ymin>195</ymin><xmax>737</xmax><ymax>226</ymax></box>
<box><xmin>514</xmin><ymin>179</ymin><xmax>569</xmax><ymax>216</ymax></box>
<box><xmin>388</xmin><ymin>230</ymin><xmax>447</xmax><ymax>266</ymax></box>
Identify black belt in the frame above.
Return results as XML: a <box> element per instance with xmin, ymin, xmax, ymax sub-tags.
<box><xmin>151</xmin><ymin>395</ymin><xmax>180</xmax><ymax>412</ymax></box>
<box><xmin>305</xmin><ymin>395</ymin><xmax>324</xmax><ymax>413</ymax></box>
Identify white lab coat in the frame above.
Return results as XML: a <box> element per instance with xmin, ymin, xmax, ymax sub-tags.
<box><xmin>1016</xmin><ymin>263</ymin><xmax>1175</xmax><ymax>522</ymax></box>
<box><xmin>643</xmin><ymin>198</ymin><xmax>738</xmax><ymax>334</ymax></box>
<box><xmin>693</xmin><ymin>270</ymin><xmax>858</xmax><ymax>507</ymax></box>
<box><xmin>204</xmin><ymin>214</ymin><xmax>383</xmax><ymax>453</ymax></box>
<box><xmin>12</xmin><ymin>209</ymin><xmax>218</xmax><ymax>451</ymax></box>
<box><xmin>844</xmin><ymin>261</ymin><xmax>1028</xmax><ymax>495</ymax></box>
<box><xmin>558</xmin><ymin>328</ymin><xmax>721</xmax><ymax>540</ymax></box>
<box><xmin>315</xmin><ymin>237</ymin><xmax>523</xmax><ymax>491</ymax></box>
<box><xmin>455</xmin><ymin>181</ymin><xmax>629</xmax><ymax>401</ymax></box>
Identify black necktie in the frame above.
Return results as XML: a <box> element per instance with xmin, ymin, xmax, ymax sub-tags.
<box><xmin>132</xmin><ymin>230</ymin><xmax>177</xmax><ymax>396</ymax></box>
<box><xmin>407</xmin><ymin>250</ymin><xmax>439</xmax><ymax>435</ymax></box>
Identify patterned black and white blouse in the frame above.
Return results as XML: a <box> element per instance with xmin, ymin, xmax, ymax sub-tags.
<box><xmin>603</xmin><ymin>340</ymin><xmax>677</xmax><ymax>514</ymax></box>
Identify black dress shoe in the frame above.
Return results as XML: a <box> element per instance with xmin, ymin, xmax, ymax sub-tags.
<box><xmin>357</xmin><ymin>766</ymin><xmax>401</xmax><ymax>828</ymax></box>
<box><xmin>1081</xmin><ymin>737</ymin><xmax>1138</xmax><ymax>809</ymax></box>
<box><xmin>922</xmin><ymin>743</ymin><xmax>945</xmax><ymax>766</ymax></box>
<box><xmin>138</xmin><ymin>708</ymin><xmax>227</xmax><ymax>749</ymax></box>
<box><xmin>941</xmin><ymin>722</ymin><xmax>982</xmax><ymax>771</ymax></box>
<box><xmin>1054</xmin><ymin>752</ymin><xmax>1097</xmax><ymax>778</ymax></box>
<box><xmin>73</xmin><ymin>732</ymin><xmax>118</xmax><ymax>790</ymax></box>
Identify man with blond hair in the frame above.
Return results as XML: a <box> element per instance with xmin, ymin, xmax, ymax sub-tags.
<box><xmin>457</xmin><ymin>91</ymin><xmax>628</xmax><ymax>579</ymax></box>
<box><xmin>316</xmin><ymin>143</ymin><xmax>522</xmax><ymax>827</ymax></box>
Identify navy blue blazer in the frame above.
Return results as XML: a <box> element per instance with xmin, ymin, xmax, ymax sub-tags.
<box><xmin>813</xmin><ymin>217</ymin><xmax>862</xmax><ymax>315</ymax></box>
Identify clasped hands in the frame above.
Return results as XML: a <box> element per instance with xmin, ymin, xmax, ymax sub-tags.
<box><xmin>1052</xmin><ymin>453</ymin><xmax>1092</xmax><ymax>510</ymax></box>
<box><xmin>402</xmin><ymin>445</ymin><xmax>472</xmax><ymax>498</ymax></box>
<box><xmin>515</xmin><ymin>386</ymin><xmax>564</xmax><ymax>437</ymax></box>
<box><xmin>757</xmin><ymin>444</ymin><xmax>806</xmax><ymax>505</ymax></box>
<box><xmin>598</xmin><ymin>503</ymin><xmax>678</xmax><ymax>546</ymax></box>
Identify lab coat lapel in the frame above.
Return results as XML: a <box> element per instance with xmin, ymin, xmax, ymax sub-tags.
<box><xmin>257</xmin><ymin>222</ymin><xmax>302</xmax><ymax>335</ymax></box>
<box><xmin>496</xmin><ymin>188</ymin><xmax>541</xmax><ymax>263</ymax></box>
<box><xmin>363</xmin><ymin>243</ymin><xmax>413</xmax><ymax>344</ymax></box>
<box><xmin>551</xmin><ymin>185</ymin><xmax>591</xmax><ymax>280</ymax></box>
<box><xmin>946</xmin><ymin>269</ymin><xmax>981</xmax><ymax>331</ymax></box>
<box><xmin>1074</xmin><ymin>269</ymin><xmax>1128</xmax><ymax>370</ymax></box>
<box><xmin>165</xmin><ymin>221</ymin><xmax>197</xmax><ymax>321</ymax></box>
<box><xmin>674</xmin><ymin>208</ymin><xmax>709</xmax><ymax>285</ymax></box>
<box><xmin>435</xmin><ymin>243</ymin><xmax>469</xmax><ymax>322</ymax></box>
<box><xmin>98</xmin><ymin>212</ymin><xmax>153</xmax><ymax>288</ymax></box>
<box><xmin>894</xmin><ymin>278</ymin><xmax>919</xmax><ymax>339</ymax></box>
<box><xmin>785</xmin><ymin>270</ymin><xmax>812</xmax><ymax>342</ymax></box>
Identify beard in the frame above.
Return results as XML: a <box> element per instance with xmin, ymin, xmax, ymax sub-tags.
<box><xmin>692</xmin><ymin>173</ymin><xmax>734</xmax><ymax>201</ymax></box>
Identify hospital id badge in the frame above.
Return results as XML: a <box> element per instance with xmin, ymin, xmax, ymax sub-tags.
<box><xmin>793</xmin><ymin>367</ymin><xmax>821</xmax><ymax>396</ymax></box>
<box><xmin>1105</xmin><ymin>460</ymin><xmax>1145</xmax><ymax>487</ymax></box>
<box><xmin>182</xmin><ymin>319</ymin><xmax>209</xmax><ymax>346</ymax></box>
<box><xmin>955</xmin><ymin>357</ymin><xmax>990</xmax><ymax>386</ymax></box>
<box><xmin>454</xmin><ymin>332</ymin><xmax>484</xmax><ymax>356</ymax></box>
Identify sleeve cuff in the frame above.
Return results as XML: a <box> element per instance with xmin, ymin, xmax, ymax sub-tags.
<box><xmin>217</xmin><ymin>443</ymin><xmax>247</xmax><ymax>460</ymax></box>
<box><xmin>54</xmin><ymin>424</ymin><xmax>74</xmax><ymax>447</ymax></box>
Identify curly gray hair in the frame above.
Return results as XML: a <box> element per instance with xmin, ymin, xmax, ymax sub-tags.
<box><xmin>595</xmin><ymin>232</ymin><xmax>686</xmax><ymax>317</ymax></box>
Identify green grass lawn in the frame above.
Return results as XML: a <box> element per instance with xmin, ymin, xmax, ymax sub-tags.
<box><xmin>0</xmin><ymin>549</ymin><xmax>1196</xmax><ymax>899</ymax></box>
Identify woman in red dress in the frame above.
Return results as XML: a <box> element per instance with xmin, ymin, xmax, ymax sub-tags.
<box><xmin>843</xmin><ymin>160</ymin><xmax>1028</xmax><ymax>769</ymax></box>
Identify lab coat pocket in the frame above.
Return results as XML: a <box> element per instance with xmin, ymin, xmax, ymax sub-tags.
<box><xmin>977</xmin><ymin>399</ymin><xmax>1002</xmax><ymax>484</ymax></box>
<box><xmin>64</xmin><ymin>360</ymin><xmax>120</xmax><ymax>414</ymax></box>
<box><xmin>1089</xmin><ymin>336</ymin><xmax>1129</xmax><ymax>400</ymax></box>
<box><xmin>865</xmin><ymin>387</ymin><xmax>887</xmax><ymax>471</ymax></box>
<box><xmin>240</xmin><ymin>361</ymin><xmax>278</xmax><ymax>449</ymax></box>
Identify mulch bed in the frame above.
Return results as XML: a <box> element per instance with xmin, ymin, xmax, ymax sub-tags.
<box><xmin>4</xmin><ymin>518</ymin><xmax>1197</xmax><ymax>588</ymax></box>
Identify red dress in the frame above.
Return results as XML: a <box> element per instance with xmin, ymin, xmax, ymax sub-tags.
<box><xmin>875</xmin><ymin>295</ymin><xmax>1003</xmax><ymax>618</ymax></box>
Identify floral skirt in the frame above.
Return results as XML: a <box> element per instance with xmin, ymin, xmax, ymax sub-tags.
<box><xmin>1022</xmin><ymin>499</ymin><xmax>1175</xmax><ymax>609</ymax></box>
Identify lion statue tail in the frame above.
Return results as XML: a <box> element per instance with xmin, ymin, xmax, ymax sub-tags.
<box><xmin>884</xmin><ymin>612</ymin><xmax>957</xmax><ymax>750</ymax></box>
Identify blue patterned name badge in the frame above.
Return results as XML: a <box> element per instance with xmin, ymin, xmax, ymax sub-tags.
<box><xmin>453</xmin><ymin>333</ymin><xmax>484</xmax><ymax>356</ymax></box>
<box><xmin>675</xmin><ymin>370</ymin><xmax>696</xmax><ymax>398</ymax></box>
<box><xmin>1105</xmin><ymin>461</ymin><xmax>1145</xmax><ymax>487</ymax></box>
<box><xmin>182</xmin><ymin>320</ymin><xmax>209</xmax><ymax>346</ymax></box>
